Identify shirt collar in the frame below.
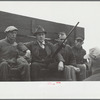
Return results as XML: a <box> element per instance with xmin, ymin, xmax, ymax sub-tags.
<box><xmin>37</xmin><ymin>40</ymin><xmax>45</xmax><ymax>49</ymax></box>
<box><xmin>37</xmin><ymin>40</ymin><xmax>45</xmax><ymax>45</ymax></box>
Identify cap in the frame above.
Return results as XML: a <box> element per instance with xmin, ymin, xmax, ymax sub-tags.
<box><xmin>58</xmin><ymin>31</ymin><xmax>66</xmax><ymax>34</ymax></box>
<box><xmin>56</xmin><ymin>31</ymin><xmax>66</xmax><ymax>35</ymax></box>
<box><xmin>4</xmin><ymin>26</ymin><xmax>18</xmax><ymax>33</ymax></box>
<box><xmin>33</xmin><ymin>25</ymin><xmax>47</xmax><ymax>36</ymax></box>
<box><xmin>84</xmin><ymin>47</ymin><xmax>100</xmax><ymax>60</ymax></box>
<box><xmin>76</xmin><ymin>37</ymin><xmax>84</xmax><ymax>41</ymax></box>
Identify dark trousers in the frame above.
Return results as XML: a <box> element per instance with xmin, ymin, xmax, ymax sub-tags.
<box><xmin>31</xmin><ymin>62</ymin><xmax>76</xmax><ymax>81</ymax></box>
<box><xmin>64</xmin><ymin>65</ymin><xmax>76</xmax><ymax>81</ymax></box>
<box><xmin>31</xmin><ymin>62</ymin><xmax>67</xmax><ymax>81</ymax></box>
<box><xmin>0</xmin><ymin>61</ymin><xmax>30</xmax><ymax>81</ymax></box>
<box><xmin>76</xmin><ymin>64</ymin><xmax>86</xmax><ymax>81</ymax></box>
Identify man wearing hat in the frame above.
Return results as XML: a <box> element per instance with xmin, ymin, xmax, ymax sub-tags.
<box><xmin>0</xmin><ymin>26</ymin><xmax>30</xmax><ymax>81</ymax></box>
<box><xmin>84</xmin><ymin>47</ymin><xmax>100</xmax><ymax>81</ymax></box>
<box><xmin>72</xmin><ymin>37</ymin><xmax>87</xmax><ymax>81</ymax></box>
<box><xmin>54</xmin><ymin>31</ymin><xmax>79</xmax><ymax>81</ymax></box>
<box><xmin>25</xmin><ymin>25</ymin><xmax>65</xmax><ymax>81</ymax></box>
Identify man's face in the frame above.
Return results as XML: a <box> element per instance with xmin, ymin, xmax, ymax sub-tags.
<box><xmin>58</xmin><ymin>32</ymin><xmax>67</xmax><ymax>40</ymax></box>
<box><xmin>7</xmin><ymin>31</ymin><xmax>17</xmax><ymax>41</ymax></box>
<box><xmin>75</xmin><ymin>39</ymin><xmax>83</xmax><ymax>48</ymax></box>
<box><xmin>36</xmin><ymin>32</ymin><xmax>45</xmax><ymax>42</ymax></box>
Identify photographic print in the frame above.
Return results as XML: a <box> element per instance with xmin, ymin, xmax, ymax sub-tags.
<box><xmin>0</xmin><ymin>1</ymin><xmax>99</xmax><ymax>99</ymax></box>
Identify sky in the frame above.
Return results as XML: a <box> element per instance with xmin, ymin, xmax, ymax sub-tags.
<box><xmin>0</xmin><ymin>1</ymin><xmax>100</xmax><ymax>99</ymax></box>
<box><xmin>0</xmin><ymin>1</ymin><xmax>100</xmax><ymax>53</ymax></box>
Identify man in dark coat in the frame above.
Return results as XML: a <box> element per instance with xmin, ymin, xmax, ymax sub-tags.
<box><xmin>25</xmin><ymin>25</ymin><xmax>65</xmax><ymax>81</ymax></box>
<box><xmin>72</xmin><ymin>37</ymin><xmax>87</xmax><ymax>81</ymax></box>
<box><xmin>84</xmin><ymin>47</ymin><xmax>100</xmax><ymax>81</ymax></box>
<box><xmin>0</xmin><ymin>26</ymin><xmax>30</xmax><ymax>81</ymax></box>
<box><xmin>54</xmin><ymin>32</ymin><xmax>79</xmax><ymax>81</ymax></box>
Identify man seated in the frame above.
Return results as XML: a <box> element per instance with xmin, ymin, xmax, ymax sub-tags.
<box><xmin>0</xmin><ymin>26</ymin><xmax>30</xmax><ymax>81</ymax></box>
<box><xmin>54</xmin><ymin>32</ymin><xmax>79</xmax><ymax>81</ymax></box>
<box><xmin>25</xmin><ymin>25</ymin><xmax>65</xmax><ymax>81</ymax></box>
<box><xmin>72</xmin><ymin>37</ymin><xmax>87</xmax><ymax>81</ymax></box>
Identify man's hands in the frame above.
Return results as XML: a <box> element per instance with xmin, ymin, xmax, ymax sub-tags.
<box><xmin>58</xmin><ymin>62</ymin><xmax>80</xmax><ymax>72</ymax></box>
<box><xmin>58</xmin><ymin>61</ymin><xmax>64</xmax><ymax>71</ymax></box>
<box><xmin>74</xmin><ymin>67</ymin><xmax>80</xmax><ymax>72</ymax></box>
<box><xmin>24</xmin><ymin>50</ymin><xmax>31</xmax><ymax>63</ymax></box>
<box><xmin>24</xmin><ymin>50</ymin><xmax>31</xmax><ymax>58</ymax></box>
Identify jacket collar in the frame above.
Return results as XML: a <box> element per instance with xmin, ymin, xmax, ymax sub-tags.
<box><xmin>33</xmin><ymin>40</ymin><xmax>51</xmax><ymax>56</ymax></box>
<box><xmin>33</xmin><ymin>40</ymin><xmax>47</xmax><ymax>45</ymax></box>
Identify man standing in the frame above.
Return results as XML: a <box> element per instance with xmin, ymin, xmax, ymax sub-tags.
<box><xmin>72</xmin><ymin>37</ymin><xmax>87</xmax><ymax>81</ymax></box>
<box><xmin>0</xmin><ymin>26</ymin><xmax>30</xmax><ymax>81</ymax></box>
<box><xmin>25</xmin><ymin>25</ymin><xmax>65</xmax><ymax>81</ymax></box>
<box><xmin>54</xmin><ymin>32</ymin><xmax>79</xmax><ymax>81</ymax></box>
<box><xmin>84</xmin><ymin>47</ymin><xmax>100</xmax><ymax>81</ymax></box>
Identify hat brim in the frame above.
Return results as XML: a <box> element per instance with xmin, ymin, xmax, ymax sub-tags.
<box><xmin>5</xmin><ymin>29</ymin><xmax>18</xmax><ymax>33</ymax></box>
<box><xmin>33</xmin><ymin>31</ymin><xmax>47</xmax><ymax>36</ymax></box>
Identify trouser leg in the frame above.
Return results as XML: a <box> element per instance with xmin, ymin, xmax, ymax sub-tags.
<box><xmin>47</xmin><ymin>62</ymin><xmax>62</xmax><ymax>81</ymax></box>
<box><xmin>77</xmin><ymin>64</ymin><xmax>86</xmax><ymax>81</ymax></box>
<box><xmin>0</xmin><ymin>61</ymin><xmax>9</xmax><ymax>81</ymax></box>
<box><xmin>64</xmin><ymin>65</ymin><xmax>76</xmax><ymax>81</ymax></box>
<box><xmin>70</xmin><ymin>66</ymin><xmax>77</xmax><ymax>81</ymax></box>
<box><xmin>18</xmin><ymin>63</ymin><xmax>30</xmax><ymax>81</ymax></box>
<box><xmin>86</xmin><ymin>69</ymin><xmax>92</xmax><ymax>78</ymax></box>
<box><xmin>64</xmin><ymin>65</ymin><xmax>72</xmax><ymax>81</ymax></box>
<box><xmin>31</xmin><ymin>62</ymin><xmax>46</xmax><ymax>81</ymax></box>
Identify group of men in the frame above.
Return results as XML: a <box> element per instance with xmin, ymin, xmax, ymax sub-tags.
<box><xmin>0</xmin><ymin>25</ymin><xmax>90</xmax><ymax>81</ymax></box>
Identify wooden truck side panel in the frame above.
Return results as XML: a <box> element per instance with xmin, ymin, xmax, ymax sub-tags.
<box><xmin>0</xmin><ymin>11</ymin><xmax>84</xmax><ymax>46</ymax></box>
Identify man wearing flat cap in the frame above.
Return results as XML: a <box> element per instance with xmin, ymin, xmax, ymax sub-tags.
<box><xmin>72</xmin><ymin>37</ymin><xmax>87</xmax><ymax>81</ymax></box>
<box><xmin>84</xmin><ymin>47</ymin><xmax>100</xmax><ymax>81</ymax></box>
<box><xmin>25</xmin><ymin>25</ymin><xmax>65</xmax><ymax>81</ymax></box>
<box><xmin>0</xmin><ymin>26</ymin><xmax>30</xmax><ymax>81</ymax></box>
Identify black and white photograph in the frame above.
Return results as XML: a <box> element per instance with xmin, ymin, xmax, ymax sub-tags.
<box><xmin>0</xmin><ymin>2</ymin><xmax>92</xmax><ymax>82</ymax></box>
<box><xmin>0</xmin><ymin>1</ymin><xmax>100</xmax><ymax>99</ymax></box>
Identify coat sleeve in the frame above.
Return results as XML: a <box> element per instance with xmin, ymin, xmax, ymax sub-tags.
<box><xmin>83</xmin><ymin>50</ymin><xmax>87</xmax><ymax>64</ymax></box>
<box><xmin>53</xmin><ymin>43</ymin><xmax>65</xmax><ymax>62</ymax></box>
<box><xmin>17</xmin><ymin>42</ymin><xmax>28</xmax><ymax>52</ymax></box>
<box><xmin>0</xmin><ymin>41</ymin><xmax>2</xmax><ymax>62</ymax></box>
<box><xmin>68</xmin><ymin>46</ymin><xmax>77</xmax><ymax>67</ymax></box>
<box><xmin>24</xmin><ymin>41</ymin><xmax>33</xmax><ymax>51</ymax></box>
